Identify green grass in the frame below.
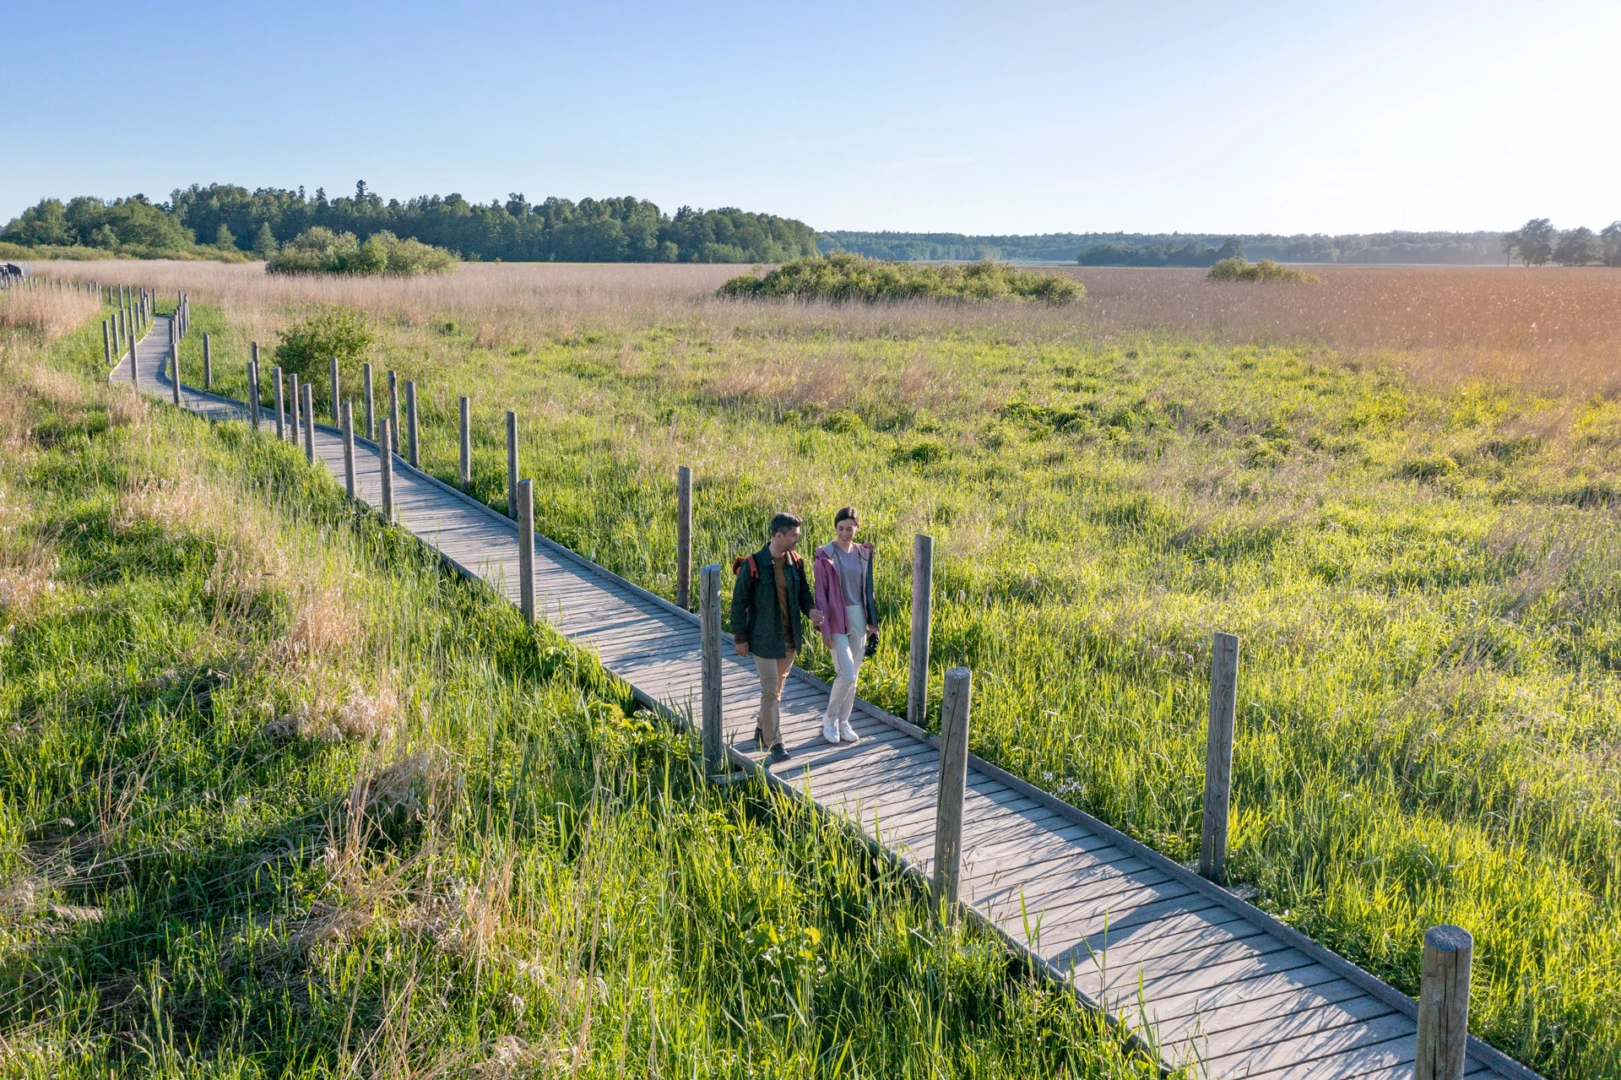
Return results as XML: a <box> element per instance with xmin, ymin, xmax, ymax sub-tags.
<box><xmin>179</xmin><ymin>295</ymin><xmax>1621</xmax><ymax>1078</ymax></box>
<box><xmin>0</xmin><ymin>317</ymin><xmax>1157</xmax><ymax>1075</ymax></box>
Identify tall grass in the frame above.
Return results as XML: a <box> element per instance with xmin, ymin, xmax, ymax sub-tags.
<box><xmin>0</xmin><ymin>306</ymin><xmax>1155</xmax><ymax>1075</ymax></box>
<box><xmin>27</xmin><ymin>260</ymin><xmax>1621</xmax><ymax>1074</ymax></box>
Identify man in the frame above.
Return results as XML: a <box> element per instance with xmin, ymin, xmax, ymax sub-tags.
<box><xmin>731</xmin><ymin>512</ymin><xmax>823</xmax><ymax>763</ymax></box>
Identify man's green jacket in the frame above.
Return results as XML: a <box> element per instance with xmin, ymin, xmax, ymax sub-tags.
<box><xmin>730</xmin><ymin>544</ymin><xmax>816</xmax><ymax>660</ymax></box>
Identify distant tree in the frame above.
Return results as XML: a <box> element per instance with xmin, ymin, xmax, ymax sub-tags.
<box><xmin>0</xmin><ymin>198</ymin><xmax>72</xmax><ymax>246</ymax></box>
<box><xmin>1215</xmin><ymin>237</ymin><xmax>1245</xmax><ymax>262</ymax></box>
<box><xmin>1552</xmin><ymin>227</ymin><xmax>1597</xmax><ymax>266</ymax></box>
<box><xmin>1500</xmin><ymin>227</ymin><xmax>1521</xmax><ymax>266</ymax></box>
<box><xmin>1601</xmin><ymin>222</ymin><xmax>1621</xmax><ymax>267</ymax></box>
<box><xmin>215</xmin><ymin>222</ymin><xmax>237</xmax><ymax>250</ymax></box>
<box><xmin>253</xmin><ymin>222</ymin><xmax>278</xmax><ymax>259</ymax></box>
<box><xmin>1513</xmin><ymin>218</ymin><xmax>1555</xmax><ymax>266</ymax></box>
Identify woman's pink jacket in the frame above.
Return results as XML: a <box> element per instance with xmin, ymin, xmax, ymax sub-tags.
<box><xmin>813</xmin><ymin>542</ymin><xmax>876</xmax><ymax>648</ymax></box>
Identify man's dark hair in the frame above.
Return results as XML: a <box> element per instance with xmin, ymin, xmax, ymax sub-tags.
<box><xmin>834</xmin><ymin>506</ymin><xmax>859</xmax><ymax>527</ymax></box>
<box><xmin>769</xmin><ymin>512</ymin><xmax>802</xmax><ymax>537</ymax></box>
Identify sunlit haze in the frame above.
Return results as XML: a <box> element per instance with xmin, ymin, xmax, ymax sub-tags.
<box><xmin>5</xmin><ymin>0</ymin><xmax>1617</xmax><ymax>235</ymax></box>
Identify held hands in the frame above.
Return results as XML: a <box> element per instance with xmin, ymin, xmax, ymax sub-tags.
<box><xmin>809</xmin><ymin>608</ymin><xmax>826</xmax><ymax>629</ymax></box>
<box><xmin>735</xmin><ymin>641</ymin><xmax>750</xmax><ymax>657</ymax></box>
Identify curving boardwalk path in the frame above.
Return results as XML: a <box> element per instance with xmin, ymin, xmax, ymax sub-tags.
<box><xmin>116</xmin><ymin>315</ymin><xmax>1538</xmax><ymax>1080</ymax></box>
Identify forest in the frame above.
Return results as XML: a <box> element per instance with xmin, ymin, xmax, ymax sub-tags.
<box><xmin>821</xmin><ymin>229</ymin><xmax>1513</xmax><ymax>264</ymax></box>
<box><xmin>0</xmin><ymin>182</ymin><xmax>821</xmax><ymax>263</ymax></box>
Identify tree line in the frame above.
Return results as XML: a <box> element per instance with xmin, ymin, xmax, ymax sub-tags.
<box><xmin>1500</xmin><ymin>219</ymin><xmax>1621</xmax><ymax>267</ymax></box>
<box><xmin>0</xmin><ymin>182</ymin><xmax>821</xmax><ymax>264</ymax></box>
<box><xmin>820</xmin><ymin>230</ymin><xmax>1511</xmax><ymax>265</ymax></box>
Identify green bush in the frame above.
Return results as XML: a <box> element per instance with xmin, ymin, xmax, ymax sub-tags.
<box><xmin>1207</xmin><ymin>257</ymin><xmax>1321</xmax><ymax>283</ymax></box>
<box><xmin>266</xmin><ymin>226</ymin><xmax>456</xmax><ymax>276</ymax></box>
<box><xmin>720</xmin><ymin>252</ymin><xmax>1083</xmax><ymax>304</ymax></box>
<box><xmin>273</xmin><ymin>305</ymin><xmax>374</xmax><ymax>377</ymax></box>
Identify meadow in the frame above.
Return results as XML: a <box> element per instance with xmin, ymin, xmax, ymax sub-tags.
<box><xmin>0</xmin><ymin>290</ymin><xmax>1155</xmax><ymax>1075</ymax></box>
<box><xmin>30</xmin><ymin>259</ymin><xmax>1621</xmax><ymax>1078</ymax></box>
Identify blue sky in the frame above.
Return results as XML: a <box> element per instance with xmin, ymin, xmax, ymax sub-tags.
<box><xmin>4</xmin><ymin>0</ymin><xmax>1615</xmax><ymax>235</ymax></box>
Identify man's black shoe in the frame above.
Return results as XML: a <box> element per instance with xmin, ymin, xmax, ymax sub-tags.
<box><xmin>753</xmin><ymin>727</ymin><xmax>764</xmax><ymax>748</ymax></box>
<box><xmin>767</xmin><ymin>743</ymin><xmax>791</xmax><ymax>764</ymax></box>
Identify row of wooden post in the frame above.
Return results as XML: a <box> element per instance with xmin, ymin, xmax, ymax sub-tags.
<box><xmin>1</xmin><ymin>274</ymin><xmax>106</xmax><ymax>295</ymax></box>
<box><xmin>682</xmin><ymin>502</ymin><xmax>1472</xmax><ymax>1076</ymax></box>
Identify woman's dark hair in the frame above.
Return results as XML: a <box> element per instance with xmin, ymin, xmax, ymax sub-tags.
<box><xmin>834</xmin><ymin>506</ymin><xmax>859</xmax><ymax>527</ymax></box>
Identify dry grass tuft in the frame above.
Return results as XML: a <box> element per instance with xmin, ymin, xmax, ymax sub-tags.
<box><xmin>0</xmin><ymin>553</ymin><xmax>58</xmax><ymax>620</ymax></box>
<box><xmin>281</xmin><ymin>586</ymin><xmax>359</xmax><ymax>663</ymax></box>
<box><xmin>106</xmin><ymin>386</ymin><xmax>148</xmax><ymax>428</ymax></box>
<box><xmin>266</xmin><ymin>683</ymin><xmax>399</xmax><ymax>745</ymax></box>
<box><xmin>0</xmin><ymin>290</ymin><xmax>101</xmax><ymax>339</ymax></box>
<box><xmin>115</xmin><ymin>475</ymin><xmax>215</xmax><ymax>536</ymax></box>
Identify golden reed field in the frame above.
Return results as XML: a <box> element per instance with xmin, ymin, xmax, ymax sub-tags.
<box><xmin>31</xmin><ymin>259</ymin><xmax>1621</xmax><ymax>395</ymax></box>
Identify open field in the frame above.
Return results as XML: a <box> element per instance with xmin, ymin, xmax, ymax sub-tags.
<box><xmin>0</xmin><ymin>294</ymin><xmax>1155</xmax><ymax>1074</ymax></box>
<box><xmin>34</xmin><ymin>259</ymin><xmax>1621</xmax><ymax>1078</ymax></box>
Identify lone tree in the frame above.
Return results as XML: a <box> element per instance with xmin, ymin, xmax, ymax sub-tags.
<box><xmin>1510</xmin><ymin>218</ymin><xmax>1555</xmax><ymax>266</ymax></box>
<box><xmin>1602</xmin><ymin>222</ymin><xmax>1621</xmax><ymax>267</ymax></box>
<box><xmin>1553</xmin><ymin>227</ymin><xmax>1597</xmax><ymax>266</ymax></box>
<box><xmin>252</xmin><ymin>222</ymin><xmax>278</xmax><ymax>260</ymax></box>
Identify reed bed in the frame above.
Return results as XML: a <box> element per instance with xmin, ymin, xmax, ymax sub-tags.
<box><xmin>0</xmin><ymin>301</ymin><xmax>1156</xmax><ymax>1076</ymax></box>
<box><xmin>29</xmin><ymin>258</ymin><xmax>1621</xmax><ymax>1076</ymax></box>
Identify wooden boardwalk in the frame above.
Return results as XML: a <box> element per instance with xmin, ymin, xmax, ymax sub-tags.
<box><xmin>117</xmin><ymin>316</ymin><xmax>1539</xmax><ymax>1080</ymax></box>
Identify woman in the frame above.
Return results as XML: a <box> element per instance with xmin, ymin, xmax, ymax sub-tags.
<box><xmin>813</xmin><ymin>507</ymin><xmax>878</xmax><ymax>744</ymax></box>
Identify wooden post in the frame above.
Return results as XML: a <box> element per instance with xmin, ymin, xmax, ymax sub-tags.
<box><xmin>329</xmin><ymin>356</ymin><xmax>340</xmax><ymax>424</ymax></box>
<box><xmin>1200</xmin><ymin>631</ymin><xmax>1240</xmax><ymax>883</ymax></box>
<box><xmin>700</xmin><ymin>562</ymin><xmax>723</xmax><ymax>773</ymax></box>
<box><xmin>288</xmin><ymin>373</ymin><xmax>300</xmax><ymax>444</ymax></box>
<box><xmin>170</xmin><ymin>339</ymin><xmax>181</xmax><ymax>405</ymax></box>
<box><xmin>405</xmin><ymin>380</ymin><xmax>419</xmax><ymax>468</ymax></box>
<box><xmin>129</xmin><ymin>333</ymin><xmax>138</xmax><ymax>389</ymax></box>
<box><xmin>272</xmin><ymin>366</ymin><xmax>285</xmax><ymax>440</ymax></box>
<box><xmin>505</xmin><ymin>411</ymin><xmax>519</xmax><ymax>519</ymax></box>
<box><xmin>301</xmin><ymin>383</ymin><xmax>315</xmax><ymax>464</ymax></box>
<box><xmin>362</xmin><ymin>363</ymin><xmax>375</xmax><ymax>440</ymax></box>
<box><xmin>378</xmin><ymin>419</ymin><xmax>394</xmax><ymax>523</ymax></box>
<box><xmin>341</xmin><ymin>401</ymin><xmax>356</xmax><ymax>500</ymax></box>
<box><xmin>247</xmin><ymin>362</ymin><xmax>260</xmax><ymax>430</ymax></box>
<box><xmin>676</xmin><ymin>465</ymin><xmax>693</xmax><ymax>610</ymax></box>
<box><xmin>517</xmin><ymin>478</ymin><xmax>535</xmax><ymax>626</ymax></box>
<box><xmin>458</xmin><ymin>396</ymin><xmax>471</xmax><ymax>491</ymax></box>
<box><xmin>102</xmin><ymin>320</ymin><xmax>111</xmax><ymax>364</ymax></box>
<box><xmin>908</xmin><ymin>533</ymin><xmax>934</xmax><ymax>729</ymax></box>
<box><xmin>387</xmin><ymin>370</ymin><xmax>399</xmax><ymax>453</ymax></box>
<box><xmin>202</xmin><ymin>333</ymin><xmax>212</xmax><ymax>389</ymax></box>
<box><xmin>1416</xmin><ymin>925</ymin><xmax>1473</xmax><ymax>1080</ymax></box>
<box><xmin>934</xmin><ymin>666</ymin><xmax>973</xmax><ymax>919</ymax></box>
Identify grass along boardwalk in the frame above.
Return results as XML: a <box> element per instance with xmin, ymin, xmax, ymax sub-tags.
<box><xmin>114</xmin><ymin>311</ymin><xmax>1539</xmax><ymax>1080</ymax></box>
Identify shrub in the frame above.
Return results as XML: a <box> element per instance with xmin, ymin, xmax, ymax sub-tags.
<box><xmin>1207</xmin><ymin>257</ymin><xmax>1321</xmax><ymax>284</ymax></box>
<box><xmin>274</xmin><ymin>305</ymin><xmax>374</xmax><ymax>377</ymax></box>
<box><xmin>266</xmin><ymin>227</ymin><xmax>456</xmax><ymax>276</ymax></box>
<box><xmin>719</xmin><ymin>253</ymin><xmax>1083</xmax><ymax>304</ymax></box>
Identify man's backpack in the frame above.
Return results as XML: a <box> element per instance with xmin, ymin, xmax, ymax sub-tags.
<box><xmin>731</xmin><ymin>550</ymin><xmax>801</xmax><ymax>581</ymax></box>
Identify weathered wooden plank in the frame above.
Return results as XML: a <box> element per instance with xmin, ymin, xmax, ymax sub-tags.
<box><xmin>1165</xmin><ymin>992</ymin><xmax>1396</xmax><ymax>1067</ymax></box>
<box><xmin>1218</xmin><ymin>1021</ymin><xmax>1416</xmax><ymax>1080</ymax></box>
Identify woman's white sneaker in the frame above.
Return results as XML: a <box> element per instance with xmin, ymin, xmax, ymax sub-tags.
<box><xmin>837</xmin><ymin>720</ymin><xmax>860</xmax><ymax>744</ymax></box>
<box><xmin>821</xmin><ymin>717</ymin><xmax>842</xmax><ymax>744</ymax></box>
